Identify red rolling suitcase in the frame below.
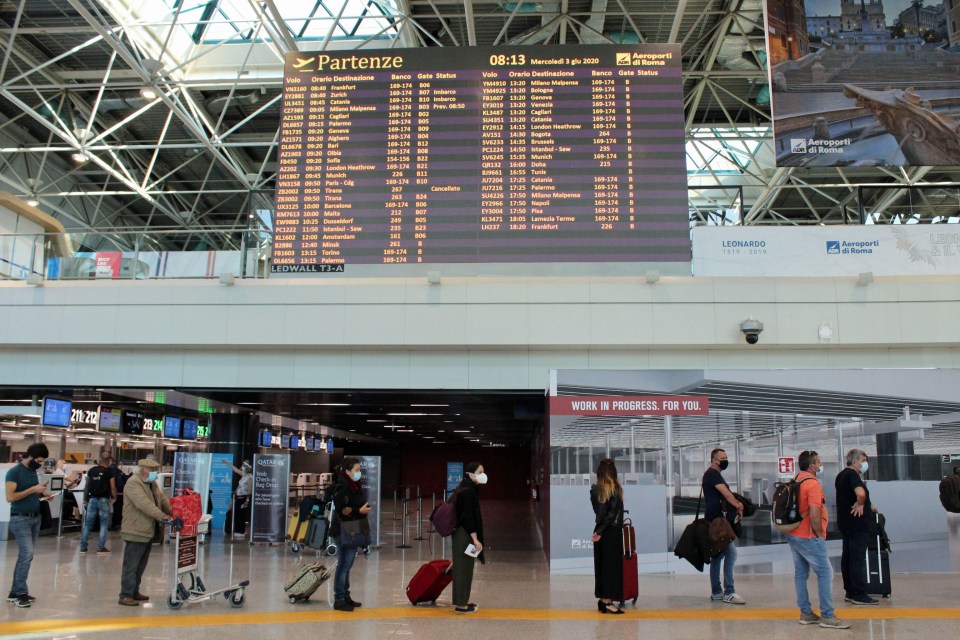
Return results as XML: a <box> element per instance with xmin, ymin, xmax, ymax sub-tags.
<box><xmin>620</xmin><ymin>516</ymin><xmax>639</xmax><ymax>605</ymax></box>
<box><xmin>406</xmin><ymin>559</ymin><xmax>453</xmax><ymax>605</ymax></box>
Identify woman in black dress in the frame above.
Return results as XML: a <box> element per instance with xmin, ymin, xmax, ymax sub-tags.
<box><xmin>591</xmin><ymin>458</ymin><xmax>624</xmax><ymax>614</ymax></box>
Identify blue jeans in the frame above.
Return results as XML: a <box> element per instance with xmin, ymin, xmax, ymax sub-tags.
<box><xmin>80</xmin><ymin>497</ymin><xmax>111</xmax><ymax>551</ymax></box>
<box><xmin>710</xmin><ymin>539</ymin><xmax>737</xmax><ymax>596</ymax></box>
<box><xmin>9</xmin><ymin>513</ymin><xmax>41</xmax><ymax>597</ymax></box>
<box><xmin>334</xmin><ymin>541</ymin><xmax>359</xmax><ymax>602</ymax></box>
<box><xmin>787</xmin><ymin>535</ymin><xmax>835</xmax><ymax>619</ymax></box>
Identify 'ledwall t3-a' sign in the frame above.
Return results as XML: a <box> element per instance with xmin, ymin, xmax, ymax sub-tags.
<box><xmin>549</xmin><ymin>395</ymin><xmax>709</xmax><ymax>416</ymax></box>
<box><xmin>765</xmin><ymin>0</ymin><xmax>960</xmax><ymax>167</ymax></box>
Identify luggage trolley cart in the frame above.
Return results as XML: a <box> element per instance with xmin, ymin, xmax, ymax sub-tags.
<box><xmin>166</xmin><ymin>520</ymin><xmax>249</xmax><ymax>610</ymax></box>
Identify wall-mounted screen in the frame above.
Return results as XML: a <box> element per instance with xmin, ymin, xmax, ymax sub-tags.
<box><xmin>163</xmin><ymin>416</ymin><xmax>182</xmax><ymax>439</ymax></box>
<box><xmin>97</xmin><ymin>407</ymin><xmax>123</xmax><ymax>433</ymax></box>
<box><xmin>289</xmin><ymin>435</ymin><xmax>300</xmax><ymax>450</ymax></box>
<box><xmin>274</xmin><ymin>44</ymin><xmax>687</xmax><ymax>272</ymax></box>
<box><xmin>766</xmin><ymin>0</ymin><xmax>960</xmax><ymax>167</ymax></box>
<box><xmin>181</xmin><ymin>418</ymin><xmax>198</xmax><ymax>441</ymax></box>
<box><xmin>42</xmin><ymin>397</ymin><xmax>72</xmax><ymax>428</ymax></box>
<box><xmin>306</xmin><ymin>436</ymin><xmax>315</xmax><ymax>452</ymax></box>
<box><xmin>326</xmin><ymin>439</ymin><xmax>334</xmax><ymax>454</ymax></box>
<box><xmin>121</xmin><ymin>411</ymin><xmax>144</xmax><ymax>435</ymax></box>
<box><xmin>281</xmin><ymin>434</ymin><xmax>291</xmax><ymax>448</ymax></box>
<box><xmin>259</xmin><ymin>430</ymin><xmax>273</xmax><ymax>447</ymax></box>
<box><xmin>197</xmin><ymin>423</ymin><xmax>210</xmax><ymax>440</ymax></box>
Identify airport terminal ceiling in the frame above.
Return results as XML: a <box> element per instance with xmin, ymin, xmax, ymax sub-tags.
<box><xmin>0</xmin><ymin>0</ymin><xmax>956</xmax><ymax>253</ymax></box>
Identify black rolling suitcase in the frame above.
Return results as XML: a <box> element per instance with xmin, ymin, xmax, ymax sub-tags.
<box><xmin>865</xmin><ymin>512</ymin><xmax>891</xmax><ymax>597</ymax></box>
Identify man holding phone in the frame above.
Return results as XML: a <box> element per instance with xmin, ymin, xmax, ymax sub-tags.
<box><xmin>5</xmin><ymin>443</ymin><xmax>52</xmax><ymax>608</ymax></box>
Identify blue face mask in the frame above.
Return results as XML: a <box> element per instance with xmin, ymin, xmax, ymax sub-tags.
<box><xmin>146</xmin><ymin>471</ymin><xmax>158</xmax><ymax>483</ymax></box>
<box><xmin>351</xmin><ymin>471</ymin><xmax>361</xmax><ymax>482</ymax></box>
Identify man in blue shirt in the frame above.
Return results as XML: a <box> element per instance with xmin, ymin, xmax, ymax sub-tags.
<box><xmin>5</xmin><ymin>443</ymin><xmax>52</xmax><ymax>608</ymax></box>
<box><xmin>702</xmin><ymin>448</ymin><xmax>745</xmax><ymax>605</ymax></box>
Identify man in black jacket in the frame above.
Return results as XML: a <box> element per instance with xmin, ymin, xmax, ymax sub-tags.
<box><xmin>835</xmin><ymin>448</ymin><xmax>878</xmax><ymax>606</ymax></box>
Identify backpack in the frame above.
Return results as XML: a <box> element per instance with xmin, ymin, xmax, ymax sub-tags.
<box><xmin>771</xmin><ymin>477</ymin><xmax>812</xmax><ymax>532</ymax></box>
<box><xmin>429</xmin><ymin>500</ymin><xmax>458</xmax><ymax>537</ymax></box>
<box><xmin>86</xmin><ymin>466</ymin><xmax>111</xmax><ymax>498</ymax></box>
<box><xmin>939</xmin><ymin>473</ymin><xmax>960</xmax><ymax>513</ymax></box>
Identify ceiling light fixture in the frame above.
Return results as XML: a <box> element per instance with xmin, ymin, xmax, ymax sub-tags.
<box><xmin>140</xmin><ymin>86</ymin><xmax>158</xmax><ymax>100</ymax></box>
<box><xmin>71</xmin><ymin>151</ymin><xmax>90</xmax><ymax>164</ymax></box>
<box><xmin>410</xmin><ymin>404</ymin><xmax>450</xmax><ymax>407</ymax></box>
<box><xmin>25</xmin><ymin>197</ymin><xmax>39</xmax><ymax>207</ymax></box>
<box><xmin>301</xmin><ymin>403</ymin><xmax>351</xmax><ymax>406</ymax></box>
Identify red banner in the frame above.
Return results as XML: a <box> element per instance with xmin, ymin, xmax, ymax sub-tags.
<box><xmin>550</xmin><ymin>395</ymin><xmax>709</xmax><ymax>417</ymax></box>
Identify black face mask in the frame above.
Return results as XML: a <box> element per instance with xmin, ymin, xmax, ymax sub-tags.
<box><xmin>718</xmin><ymin>460</ymin><xmax>729</xmax><ymax>471</ymax></box>
<box><xmin>28</xmin><ymin>459</ymin><xmax>42</xmax><ymax>470</ymax></box>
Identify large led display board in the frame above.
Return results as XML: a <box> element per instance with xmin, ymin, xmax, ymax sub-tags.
<box><xmin>273</xmin><ymin>44</ymin><xmax>687</xmax><ymax>271</ymax></box>
<box><xmin>766</xmin><ymin>0</ymin><xmax>960</xmax><ymax>167</ymax></box>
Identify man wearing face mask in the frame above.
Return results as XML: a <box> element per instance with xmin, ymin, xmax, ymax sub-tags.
<box><xmin>118</xmin><ymin>459</ymin><xmax>173</xmax><ymax>606</ymax></box>
<box><xmin>5</xmin><ymin>443</ymin><xmax>52</xmax><ymax>608</ymax></box>
<box><xmin>702</xmin><ymin>449</ymin><xmax>745</xmax><ymax>605</ymax></box>
<box><xmin>451</xmin><ymin>461</ymin><xmax>487</xmax><ymax>613</ymax></box>
<box><xmin>835</xmin><ymin>448</ymin><xmax>878</xmax><ymax>606</ymax></box>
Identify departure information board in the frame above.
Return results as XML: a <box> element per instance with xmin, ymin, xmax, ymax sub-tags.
<box><xmin>273</xmin><ymin>45</ymin><xmax>686</xmax><ymax>271</ymax></box>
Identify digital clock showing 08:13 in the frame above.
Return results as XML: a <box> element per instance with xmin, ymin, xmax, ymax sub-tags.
<box><xmin>489</xmin><ymin>54</ymin><xmax>526</xmax><ymax>66</ymax></box>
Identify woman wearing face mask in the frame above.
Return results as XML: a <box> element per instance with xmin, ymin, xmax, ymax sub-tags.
<box><xmin>222</xmin><ymin>459</ymin><xmax>253</xmax><ymax>539</ymax></box>
<box><xmin>591</xmin><ymin>458</ymin><xmax>625</xmax><ymax>614</ymax></box>
<box><xmin>331</xmin><ymin>458</ymin><xmax>371</xmax><ymax>612</ymax></box>
<box><xmin>451</xmin><ymin>461</ymin><xmax>487</xmax><ymax>613</ymax></box>
<box><xmin>118</xmin><ymin>459</ymin><xmax>173</xmax><ymax>606</ymax></box>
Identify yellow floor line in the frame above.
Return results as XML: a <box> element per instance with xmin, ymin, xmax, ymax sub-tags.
<box><xmin>5</xmin><ymin>606</ymin><xmax>960</xmax><ymax>636</ymax></box>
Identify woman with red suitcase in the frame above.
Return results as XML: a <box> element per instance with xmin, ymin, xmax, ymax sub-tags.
<box><xmin>591</xmin><ymin>459</ymin><xmax>625</xmax><ymax>614</ymax></box>
<box><xmin>451</xmin><ymin>461</ymin><xmax>486</xmax><ymax>614</ymax></box>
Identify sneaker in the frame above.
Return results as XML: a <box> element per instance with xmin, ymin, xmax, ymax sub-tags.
<box><xmin>6</xmin><ymin>594</ymin><xmax>17</xmax><ymax>603</ymax></box>
<box><xmin>799</xmin><ymin>612</ymin><xmax>821</xmax><ymax>625</ymax></box>
<box><xmin>97</xmin><ymin>547</ymin><xmax>111</xmax><ymax>554</ymax></box>
<box><xmin>79</xmin><ymin>548</ymin><xmax>87</xmax><ymax>554</ymax></box>
<box><xmin>333</xmin><ymin>600</ymin><xmax>355</xmax><ymax>612</ymax></box>
<box><xmin>23</xmin><ymin>595</ymin><xmax>36</xmax><ymax>603</ymax></box>
<box><xmin>843</xmin><ymin>595</ymin><xmax>853</xmax><ymax>603</ymax></box>
<box><xmin>13</xmin><ymin>595</ymin><xmax>31</xmax><ymax>608</ymax></box>
<box><xmin>819</xmin><ymin>616</ymin><xmax>851</xmax><ymax>629</ymax></box>
<box><xmin>722</xmin><ymin>593</ymin><xmax>746</xmax><ymax>605</ymax></box>
<box><xmin>710</xmin><ymin>593</ymin><xmax>724</xmax><ymax>601</ymax></box>
<box><xmin>117</xmin><ymin>597</ymin><xmax>140</xmax><ymax>607</ymax></box>
<box><xmin>455</xmin><ymin>604</ymin><xmax>478</xmax><ymax>613</ymax></box>
<box><xmin>849</xmin><ymin>596</ymin><xmax>879</xmax><ymax>606</ymax></box>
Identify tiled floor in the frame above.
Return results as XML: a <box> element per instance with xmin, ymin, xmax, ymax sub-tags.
<box><xmin>2</xmin><ymin>501</ymin><xmax>959</xmax><ymax>639</ymax></box>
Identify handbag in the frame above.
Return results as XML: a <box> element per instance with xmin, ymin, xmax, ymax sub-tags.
<box><xmin>708</xmin><ymin>507</ymin><xmax>737</xmax><ymax>557</ymax></box>
<box><xmin>340</xmin><ymin>518</ymin><xmax>368</xmax><ymax>547</ymax></box>
<box><xmin>170</xmin><ymin>488</ymin><xmax>203</xmax><ymax>532</ymax></box>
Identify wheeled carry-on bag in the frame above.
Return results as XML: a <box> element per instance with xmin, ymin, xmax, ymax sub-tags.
<box><xmin>865</xmin><ymin>512</ymin><xmax>892</xmax><ymax>597</ymax></box>
<box><xmin>621</xmin><ymin>514</ymin><xmax>639</xmax><ymax>605</ymax></box>
<box><xmin>406</xmin><ymin>559</ymin><xmax>453</xmax><ymax>605</ymax></box>
<box><xmin>284</xmin><ymin>561</ymin><xmax>336</xmax><ymax>604</ymax></box>
<box><xmin>306</xmin><ymin>516</ymin><xmax>329</xmax><ymax>550</ymax></box>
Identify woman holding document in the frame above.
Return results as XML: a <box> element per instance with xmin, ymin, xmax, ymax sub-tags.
<box><xmin>451</xmin><ymin>461</ymin><xmax>487</xmax><ymax>614</ymax></box>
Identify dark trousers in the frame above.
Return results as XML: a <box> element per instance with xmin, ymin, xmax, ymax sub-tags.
<box><xmin>451</xmin><ymin>526</ymin><xmax>476</xmax><ymax>607</ymax></box>
<box><xmin>110</xmin><ymin>495</ymin><xmax>124</xmax><ymax>530</ymax></box>
<box><xmin>232</xmin><ymin>496</ymin><xmax>250</xmax><ymax>535</ymax></box>
<box><xmin>119</xmin><ymin>540</ymin><xmax>153</xmax><ymax>598</ymax></box>
<box><xmin>840</xmin><ymin>529</ymin><xmax>870</xmax><ymax>600</ymax></box>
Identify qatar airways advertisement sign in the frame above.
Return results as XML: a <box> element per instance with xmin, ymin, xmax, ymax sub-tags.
<box><xmin>693</xmin><ymin>226</ymin><xmax>960</xmax><ymax>277</ymax></box>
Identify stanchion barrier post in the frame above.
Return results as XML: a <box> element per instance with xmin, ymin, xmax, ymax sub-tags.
<box><xmin>393</xmin><ymin>487</ymin><xmax>399</xmax><ymax>520</ymax></box>
<box><xmin>413</xmin><ymin>495</ymin><xmax>426</xmax><ymax>541</ymax></box>
<box><xmin>395</xmin><ymin>498</ymin><xmax>412</xmax><ymax>549</ymax></box>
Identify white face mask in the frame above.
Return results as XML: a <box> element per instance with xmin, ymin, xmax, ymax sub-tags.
<box><xmin>473</xmin><ymin>472</ymin><xmax>488</xmax><ymax>485</ymax></box>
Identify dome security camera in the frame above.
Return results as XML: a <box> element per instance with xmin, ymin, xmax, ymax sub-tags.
<box><xmin>739</xmin><ymin>318</ymin><xmax>764</xmax><ymax>345</ymax></box>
